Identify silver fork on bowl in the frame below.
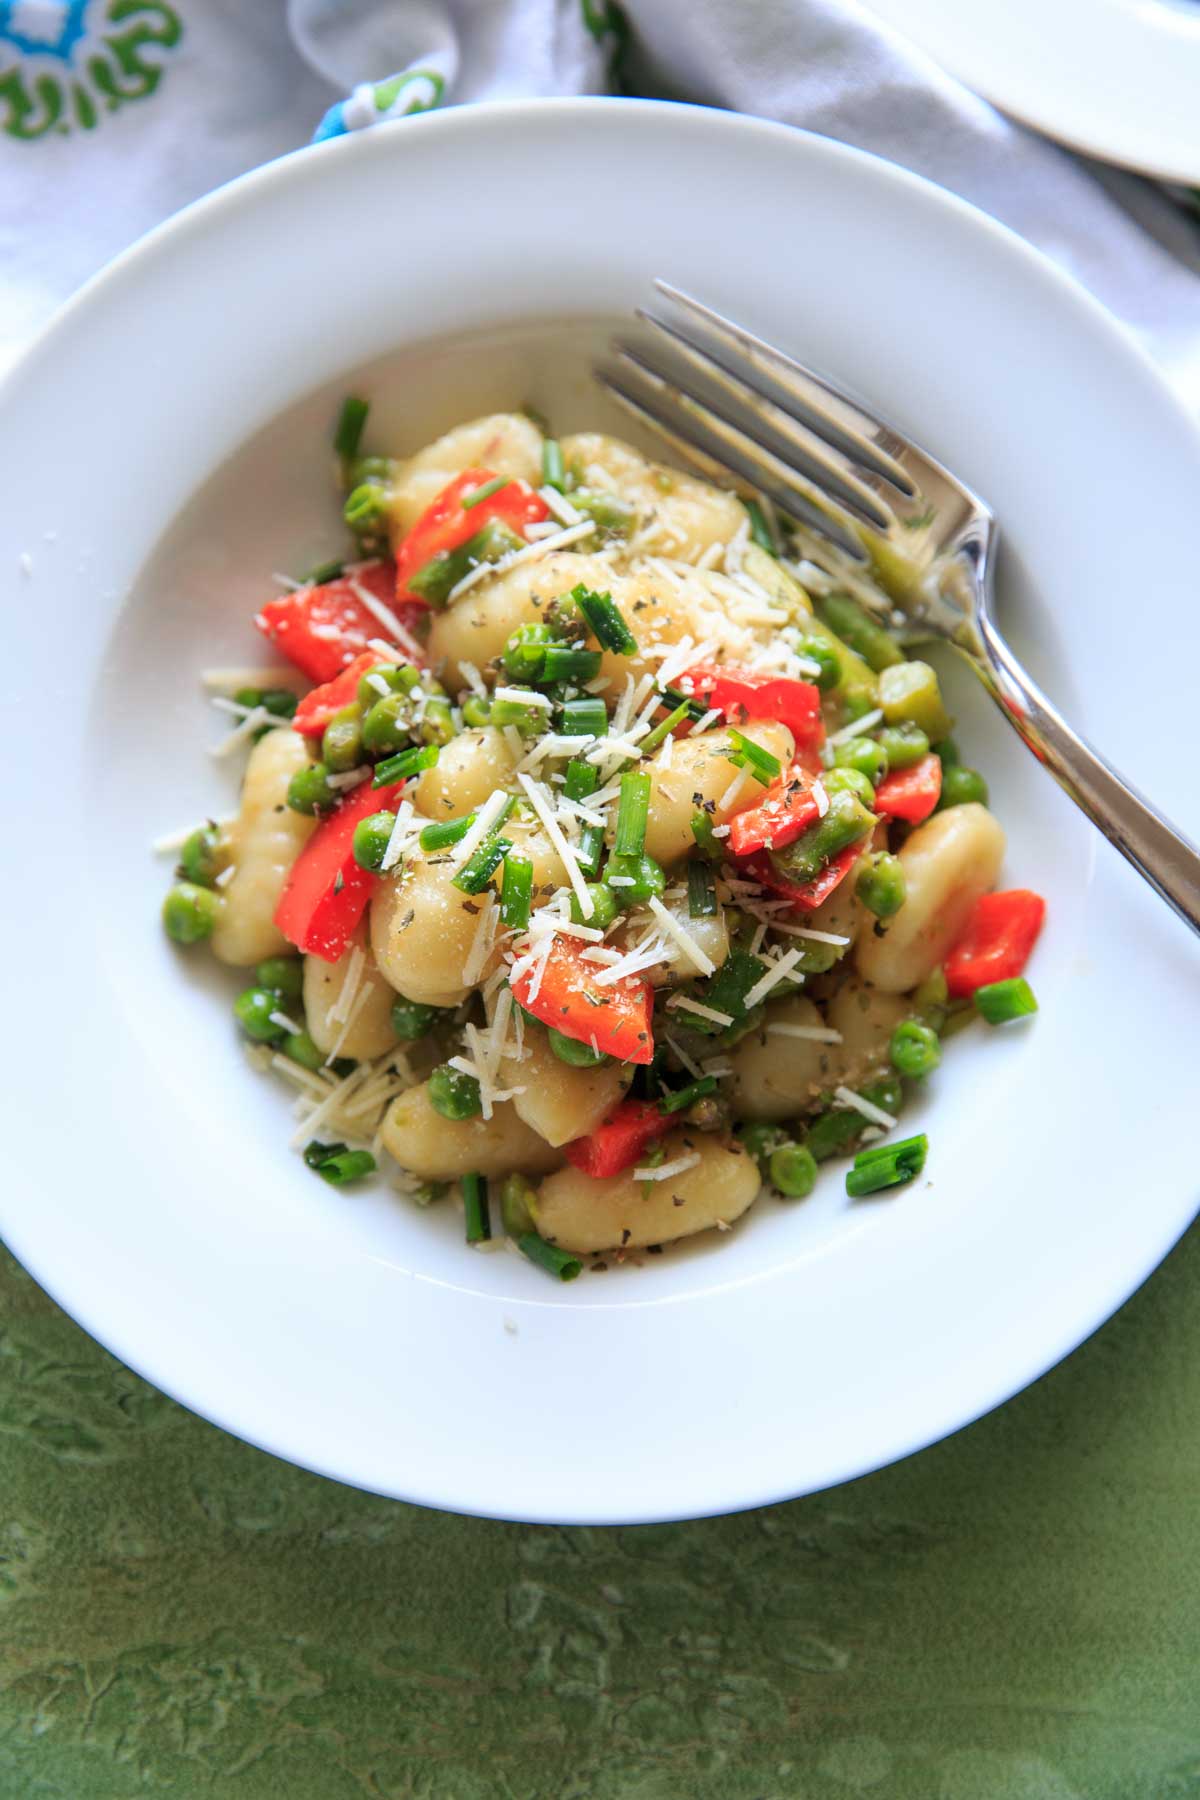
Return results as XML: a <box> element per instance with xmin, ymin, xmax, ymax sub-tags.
<box><xmin>598</xmin><ymin>281</ymin><xmax>1200</xmax><ymax>936</ymax></box>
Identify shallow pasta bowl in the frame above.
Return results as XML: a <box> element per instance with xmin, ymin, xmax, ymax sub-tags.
<box><xmin>1</xmin><ymin>100</ymin><xmax>1198</xmax><ymax>1525</ymax></box>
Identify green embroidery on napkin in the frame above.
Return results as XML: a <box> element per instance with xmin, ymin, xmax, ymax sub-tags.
<box><xmin>1</xmin><ymin>0</ymin><xmax>182</xmax><ymax>142</ymax></box>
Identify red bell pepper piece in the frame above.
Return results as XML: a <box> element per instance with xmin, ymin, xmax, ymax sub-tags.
<box><xmin>256</xmin><ymin>561</ymin><xmax>402</xmax><ymax>684</ymax></box>
<box><xmin>511</xmin><ymin>934</ymin><xmax>655</xmax><ymax>1065</ymax></box>
<box><xmin>727</xmin><ymin>763</ymin><xmax>823</xmax><ymax>857</ymax></box>
<box><xmin>393</xmin><ymin>468</ymin><xmax>550</xmax><ymax>603</ymax></box>
<box><xmin>745</xmin><ymin>842</ymin><xmax>863</xmax><ymax>913</ymax></box>
<box><xmin>292</xmin><ymin>652</ymin><xmax>380</xmax><ymax>739</ymax></box>
<box><xmin>678</xmin><ymin>664</ymin><xmax>825</xmax><ymax>749</ymax></box>
<box><xmin>274</xmin><ymin>778</ymin><xmax>405</xmax><ymax>963</ymax></box>
<box><xmin>874</xmin><ymin>754</ymin><xmax>943</xmax><ymax>825</ymax></box>
<box><xmin>944</xmin><ymin>889</ymin><xmax>1046</xmax><ymax>998</ymax></box>
<box><xmin>563</xmin><ymin>1100</ymin><xmax>674</xmax><ymax>1179</ymax></box>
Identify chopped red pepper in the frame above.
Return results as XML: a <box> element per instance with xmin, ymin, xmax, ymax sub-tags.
<box><xmin>393</xmin><ymin>468</ymin><xmax>550</xmax><ymax>603</ymax></box>
<box><xmin>292</xmin><ymin>652</ymin><xmax>380</xmax><ymax>739</ymax></box>
<box><xmin>945</xmin><ymin>889</ymin><xmax>1046</xmax><ymax>998</ymax></box>
<box><xmin>874</xmin><ymin>753</ymin><xmax>943</xmax><ymax>825</ymax></box>
<box><xmin>511</xmin><ymin>934</ymin><xmax>654</xmax><ymax>1065</ymax></box>
<box><xmin>744</xmin><ymin>842</ymin><xmax>863</xmax><ymax>913</ymax></box>
<box><xmin>274</xmin><ymin>778</ymin><xmax>405</xmax><ymax>963</ymax></box>
<box><xmin>727</xmin><ymin>762</ymin><xmax>823</xmax><ymax>857</ymax></box>
<box><xmin>256</xmin><ymin>561</ymin><xmax>403</xmax><ymax>684</ymax></box>
<box><xmin>679</xmin><ymin>664</ymin><xmax>825</xmax><ymax>750</ymax></box>
<box><xmin>562</xmin><ymin>1100</ymin><xmax>673</xmax><ymax>1179</ymax></box>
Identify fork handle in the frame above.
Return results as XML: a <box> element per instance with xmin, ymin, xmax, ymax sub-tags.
<box><xmin>968</xmin><ymin>610</ymin><xmax>1200</xmax><ymax>936</ymax></box>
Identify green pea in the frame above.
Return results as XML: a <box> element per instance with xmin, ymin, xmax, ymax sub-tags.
<box><xmin>390</xmin><ymin>998</ymin><xmax>442</xmax><ymax>1041</ymax></box>
<box><xmin>287</xmin><ymin>762</ymin><xmax>337</xmax><ymax>815</ymax></box>
<box><xmin>282</xmin><ymin>1030</ymin><xmax>324</xmax><ymax>1071</ymax></box>
<box><xmin>604</xmin><ymin>852</ymin><xmax>666</xmax><ymax>907</ymax></box>
<box><xmin>428</xmin><ymin>1063</ymin><xmax>482</xmax><ymax>1120</ymax></box>
<box><xmin>856</xmin><ymin>851</ymin><xmax>906</xmax><ymax>919</ymax></box>
<box><xmin>935</xmin><ymin>736</ymin><xmax>961</xmax><ymax>768</ymax></box>
<box><xmin>768</xmin><ymin>1142</ymin><xmax>818</xmax><ymax>1198</ymax></box>
<box><xmin>419</xmin><ymin>696</ymin><xmax>456</xmax><ymax>748</ymax></box>
<box><xmin>162</xmin><ymin>881</ymin><xmax>221</xmax><ymax>945</ymax></box>
<box><xmin>548</xmin><ymin>1027</ymin><xmax>609</xmax><ymax>1068</ymax></box>
<box><xmin>234</xmin><ymin>985</ymin><xmax>287</xmax><ymax>1044</ymax></box>
<box><xmin>256</xmin><ymin>956</ymin><xmax>303</xmax><ymax>998</ymax></box>
<box><xmin>797</xmin><ymin>636</ymin><xmax>841</xmax><ymax>692</ymax></box>
<box><xmin>357</xmin><ymin>664</ymin><xmax>418</xmax><ymax>708</ymax></box>
<box><xmin>461</xmin><ymin>695</ymin><xmax>492</xmax><ymax>728</ymax></box>
<box><xmin>823</xmin><ymin>766</ymin><xmax>876</xmax><ymax>808</ymax></box>
<box><xmin>353</xmin><ymin>810</ymin><xmax>397</xmax><ymax>872</ymax></box>
<box><xmin>878</xmin><ymin>721</ymin><xmax>929</xmax><ymax>770</ymax></box>
<box><xmin>178</xmin><ymin>824</ymin><xmax>226</xmax><ymax>888</ymax></box>
<box><xmin>361</xmin><ymin>694</ymin><xmax>412</xmax><ymax>757</ymax></box>
<box><xmin>889</xmin><ymin>1020</ymin><xmax>942</xmax><ymax>1079</ymax></box>
<box><xmin>500</xmin><ymin>1173</ymin><xmax>538</xmax><ymax>1238</ymax></box>
<box><xmin>937</xmin><ymin>765</ymin><xmax>989</xmax><ymax>809</ymax></box>
<box><xmin>833</xmin><ymin>735</ymin><xmax>889</xmax><ymax>784</ymax></box>
<box><xmin>569</xmin><ymin>882</ymin><xmax>619</xmax><ymax>931</ymax></box>
<box><xmin>322</xmin><ymin>704</ymin><xmax>364</xmax><ymax>772</ymax></box>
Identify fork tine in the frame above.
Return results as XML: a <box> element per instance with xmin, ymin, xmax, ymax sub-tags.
<box><xmin>636</xmin><ymin>307</ymin><xmax>894</xmax><ymax>533</ymax></box>
<box><xmin>610</xmin><ymin>343</ymin><xmax>873</xmax><ymax>558</ymax></box>
<box><xmin>654</xmin><ymin>280</ymin><xmax>917</xmax><ymax>499</ymax></box>
<box><xmin>596</xmin><ymin>364</ymin><xmax>867</xmax><ymax>563</ymax></box>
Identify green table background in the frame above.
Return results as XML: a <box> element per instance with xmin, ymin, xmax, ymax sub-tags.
<box><xmin>2</xmin><ymin>1229</ymin><xmax>1197</xmax><ymax>1800</ymax></box>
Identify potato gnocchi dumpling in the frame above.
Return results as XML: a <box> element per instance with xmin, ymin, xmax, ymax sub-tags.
<box><xmin>161</xmin><ymin>402</ymin><xmax>1043</xmax><ymax>1281</ymax></box>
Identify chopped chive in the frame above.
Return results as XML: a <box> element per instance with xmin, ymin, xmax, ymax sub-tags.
<box><xmin>659</xmin><ymin>1074</ymin><xmax>718</xmax><ymax>1115</ymax></box>
<box><xmin>845</xmin><ymin>1133</ymin><xmax>928</xmax><ymax>1197</ymax></box>
<box><xmin>462</xmin><ymin>474</ymin><xmax>511</xmax><ymax>510</ymax></box>
<box><xmin>687</xmin><ymin>859</ymin><xmax>718</xmax><ymax>918</ymax></box>
<box><xmin>745</xmin><ymin>496</ymin><xmax>777</xmax><ymax>556</ymax></box>
<box><xmin>463</xmin><ymin>1172</ymin><xmax>491</xmax><ymax>1244</ymax></box>
<box><xmin>639</xmin><ymin>699</ymin><xmax>692</xmax><ymax>755</ymax></box>
<box><xmin>564</xmin><ymin>758</ymin><xmax>600</xmax><ymax>801</ymax></box>
<box><xmin>687</xmin><ymin>951</ymin><xmax>768</xmax><ymax>1036</ymax></box>
<box><xmin>559</xmin><ymin>696</ymin><xmax>608</xmax><ymax>737</ymax></box>
<box><xmin>501</xmin><ymin>852</ymin><xmax>534</xmax><ymax>930</ymax></box>
<box><xmin>334</xmin><ymin>395</ymin><xmax>369</xmax><ymax>461</ymax></box>
<box><xmin>373</xmin><ymin>743</ymin><xmax>439</xmax><ymax>785</ymax></box>
<box><xmin>419</xmin><ymin>811</ymin><xmax>477</xmax><ymax>852</ymax></box>
<box><xmin>613</xmin><ymin>770</ymin><xmax>651</xmax><ymax>857</ymax></box>
<box><xmin>407</xmin><ymin>519</ymin><xmax>524</xmax><ymax>607</ymax></box>
<box><xmin>541</xmin><ymin>439</ymin><xmax>566</xmax><ymax>491</ymax></box>
<box><xmin>452</xmin><ymin>835</ymin><xmax>512</xmax><ymax>895</ymax></box>
<box><xmin>316</xmin><ymin>1149</ymin><xmax>377</xmax><ymax>1186</ymax></box>
<box><xmin>304</xmin><ymin>557</ymin><xmax>345</xmax><ymax>585</ymax></box>
<box><xmin>974</xmin><ymin>977</ymin><xmax>1038</xmax><ymax>1024</ymax></box>
<box><xmin>541</xmin><ymin>645</ymin><xmax>603</xmax><ymax>683</ymax></box>
<box><xmin>516</xmin><ymin>1232</ymin><xmax>581</xmax><ymax>1281</ymax></box>
<box><xmin>691</xmin><ymin>810</ymin><xmax>722</xmax><ymax>859</ymax></box>
<box><xmin>572</xmin><ymin>583</ymin><xmax>639</xmax><ymax>655</ymax></box>
<box><xmin>564</xmin><ymin>758</ymin><xmax>603</xmax><ymax>872</ymax></box>
<box><xmin>728</xmin><ymin>728</ymin><xmax>781</xmax><ymax>785</ymax></box>
<box><xmin>490</xmin><ymin>695</ymin><xmax>545</xmax><ymax>735</ymax></box>
<box><xmin>662</xmin><ymin>684</ymin><xmax>709</xmax><ymax>723</ymax></box>
<box><xmin>304</xmin><ymin>1139</ymin><xmax>346</xmax><ymax>1170</ymax></box>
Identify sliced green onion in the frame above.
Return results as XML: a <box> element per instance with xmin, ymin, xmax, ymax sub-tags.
<box><xmin>316</xmin><ymin>1149</ymin><xmax>377</xmax><ymax>1186</ymax></box>
<box><xmin>613</xmin><ymin>770</ymin><xmax>651</xmax><ymax>857</ymax></box>
<box><xmin>419</xmin><ymin>812</ymin><xmax>477</xmax><ymax>852</ymax></box>
<box><xmin>344</xmin><ymin>482</ymin><xmax>390</xmax><ymax>535</ymax></box>
<box><xmin>452</xmin><ymin>835</ymin><xmax>511</xmax><ymax>895</ymax></box>
<box><xmin>639</xmin><ymin>699</ymin><xmax>691</xmax><ymax>755</ymax></box>
<box><xmin>559</xmin><ymin>696</ymin><xmax>608</xmax><ymax>737</ymax></box>
<box><xmin>659</xmin><ymin>1074</ymin><xmax>718</xmax><ymax>1115</ymax></box>
<box><xmin>304</xmin><ymin>557</ymin><xmax>345</xmax><ymax>585</ymax></box>
<box><xmin>516</xmin><ymin>1232</ymin><xmax>581</xmax><ymax>1281</ymax></box>
<box><xmin>463</xmin><ymin>1172</ymin><xmax>491</xmax><ymax>1244</ymax></box>
<box><xmin>572</xmin><ymin>583</ymin><xmax>639</xmax><ymax>655</ymax></box>
<box><xmin>687</xmin><ymin>951</ymin><xmax>768</xmax><ymax>1037</ymax></box>
<box><xmin>687</xmin><ymin>860</ymin><xmax>718</xmax><ymax>918</ymax></box>
<box><xmin>373</xmin><ymin>743</ymin><xmax>439</xmax><ymax>786</ymax></box>
<box><xmin>541</xmin><ymin>439</ymin><xmax>566</xmax><ymax>491</ymax></box>
<box><xmin>564</xmin><ymin>758</ymin><xmax>600</xmax><ymax>801</ymax></box>
<box><xmin>691</xmin><ymin>809</ymin><xmax>722</xmax><ymax>859</ymax></box>
<box><xmin>501</xmin><ymin>852</ymin><xmax>534</xmax><ymax>930</ymax></box>
<box><xmin>461</xmin><ymin>474</ymin><xmax>511</xmax><ymax>510</ymax></box>
<box><xmin>563</xmin><ymin>757</ymin><xmax>603</xmax><ymax>872</ymax></box>
<box><xmin>974</xmin><ymin>977</ymin><xmax>1038</xmax><ymax>1024</ymax></box>
<box><xmin>304</xmin><ymin>1139</ymin><xmax>346</xmax><ymax>1170</ymax></box>
<box><xmin>728</xmin><ymin>728</ymin><xmax>781</xmax><ymax>785</ymax></box>
<box><xmin>490</xmin><ymin>696</ymin><xmax>545</xmax><ymax>735</ymax></box>
<box><xmin>333</xmin><ymin>395</ymin><xmax>368</xmax><ymax>461</ymax></box>
<box><xmin>662</xmin><ymin>684</ymin><xmax>709</xmax><ymax>724</ymax></box>
<box><xmin>541</xmin><ymin>645</ymin><xmax>603</xmax><ymax>683</ymax></box>
<box><xmin>845</xmin><ymin>1133</ymin><xmax>928</xmax><ymax>1197</ymax></box>
<box><xmin>407</xmin><ymin>519</ymin><xmax>524</xmax><ymax>607</ymax></box>
<box><xmin>744</xmin><ymin>497</ymin><xmax>777</xmax><ymax>556</ymax></box>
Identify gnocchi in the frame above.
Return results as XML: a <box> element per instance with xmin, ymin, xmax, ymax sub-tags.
<box><xmin>211</xmin><ymin>730</ymin><xmax>316</xmax><ymax>967</ymax></box>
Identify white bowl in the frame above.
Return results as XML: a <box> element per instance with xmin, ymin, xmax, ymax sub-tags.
<box><xmin>2</xmin><ymin>100</ymin><xmax>1198</xmax><ymax>1524</ymax></box>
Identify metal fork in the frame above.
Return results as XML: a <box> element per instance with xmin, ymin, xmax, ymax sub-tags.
<box><xmin>598</xmin><ymin>280</ymin><xmax>1200</xmax><ymax>937</ymax></box>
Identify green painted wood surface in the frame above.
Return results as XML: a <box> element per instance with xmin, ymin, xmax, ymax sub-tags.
<box><xmin>1</xmin><ymin>1232</ymin><xmax>1198</xmax><ymax>1798</ymax></box>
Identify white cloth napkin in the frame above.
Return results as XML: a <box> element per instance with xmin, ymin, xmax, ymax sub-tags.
<box><xmin>2</xmin><ymin>0</ymin><xmax>1199</xmax><ymax>405</ymax></box>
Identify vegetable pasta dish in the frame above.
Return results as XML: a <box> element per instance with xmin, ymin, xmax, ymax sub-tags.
<box><xmin>159</xmin><ymin>403</ymin><xmax>1045</xmax><ymax>1279</ymax></box>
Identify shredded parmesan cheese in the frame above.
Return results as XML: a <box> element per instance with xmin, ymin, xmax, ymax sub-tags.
<box><xmin>633</xmin><ymin>1152</ymin><xmax>701</xmax><ymax>1182</ymax></box>
<box><xmin>647</xmin><ymin>898</ymin><xmax>715</xmax><ymax>976</ymax></box>
<box><xmin>833</xmin><ymin>1085</ymin><xmax>898</xmax><ymax>1130</ymax></box>
<box><xmin>741</xmin><ymin>949</ymin><xmax>804</xmax><ymax>1010</ymax></box>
